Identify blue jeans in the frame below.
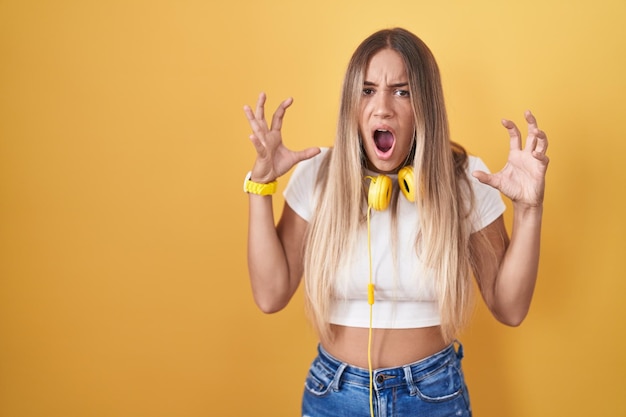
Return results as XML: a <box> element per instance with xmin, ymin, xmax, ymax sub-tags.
<box><xmin>302</xmin><ymin>342</ymin><xmax>471</xmax><ymax>417</ymax></box>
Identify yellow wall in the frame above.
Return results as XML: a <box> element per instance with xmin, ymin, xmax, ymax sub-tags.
<box><xmin>1</xmin><ymin>1</ymin><xmax>624</xmax><ymax>416</ymax></box>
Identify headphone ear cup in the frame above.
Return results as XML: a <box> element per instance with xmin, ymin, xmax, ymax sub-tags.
<box><xmin>398</xmin><ymin>166</ymin><xmax>415</xmax><ymax>202</ymax></box>
<box><xmin>367</xmin><ymin>175</ymin><xmax>392</xmax><ymax>211</ymax></box>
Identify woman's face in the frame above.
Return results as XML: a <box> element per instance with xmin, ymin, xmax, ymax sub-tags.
<box><xmin>358</xmin><ymin>48</ymin><xmax>415</xmax><ymax>174</ymax></box>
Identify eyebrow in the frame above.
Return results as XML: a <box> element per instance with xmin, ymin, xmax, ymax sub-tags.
<box><xmin>363</xmin><ymin>81</ymin><xmax>409</xmax><ymax>88</ymax></box>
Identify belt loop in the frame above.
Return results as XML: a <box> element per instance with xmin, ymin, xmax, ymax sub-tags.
<box><xmin>331</xmin><ymin>362</ymin><xmax>347</xmax><ymax>392</ymax></box>
<box><xmin>403</xmin><ymin>365</ymin><xmax>418</xmax><ymax>396</ymax></box>
<box><xmin>454</xmin><ymin>339</ymin><xmax>464</xmax><ymax>360</ymax></box>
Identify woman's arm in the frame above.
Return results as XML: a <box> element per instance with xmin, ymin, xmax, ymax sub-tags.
<box><xmin>471</xmin><ymin>111</ymin><xmax>549</xmax><ymax>326</ymax></box>
<box><xmin>470</xmin><ymin>209</ymin><xmax>541</xmax><ymax>326</ymax></box>
<box><xmin>243</xmin><ymin>93</ymin><xmax>320</xmax><ymax>313</ymax></box>
<box><xmin>248</xmin><ymin>198</ymin><xmax>308</xmax><ymax>313</ymax></box>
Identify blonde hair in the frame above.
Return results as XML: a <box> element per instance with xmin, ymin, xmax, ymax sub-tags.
<box><xmin>304</xmin><ymin>28</ymin><xmax>474</xmax><ymax>344</ymax></box>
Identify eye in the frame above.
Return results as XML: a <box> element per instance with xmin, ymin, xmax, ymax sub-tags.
<box><xmin>395</xmin><ymin>89</ymin><xmax>410</xmax><ymax>97</ymax></box>
<box><xmin>362</xmin><ymin>88</ymin><xmax>375</xmax><ymax>96</ymax></box>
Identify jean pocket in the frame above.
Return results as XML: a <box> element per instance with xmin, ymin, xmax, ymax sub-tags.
<box><xmin>414</xmin><ymin>361</ymin><xmax>465</xmax><ymax>403</ymax></box>
<box><xmin>303</xmin><ymin>358</ymin><xmax>335</xmax><ymax>397</ymax></box>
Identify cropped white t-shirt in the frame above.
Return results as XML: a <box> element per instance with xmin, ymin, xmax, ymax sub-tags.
<box><xmin>284</xmin><ymin>148</ymin><xmax>506</xmax><ymax>329</ymax></box>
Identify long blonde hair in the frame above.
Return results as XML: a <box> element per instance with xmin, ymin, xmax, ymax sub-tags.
<box><xmin>304</xmin><ymin>28</ymin><xmax>474</xmax><ymax>344</ymax></box>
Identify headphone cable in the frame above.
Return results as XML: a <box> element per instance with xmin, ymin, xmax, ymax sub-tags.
<box><xmin>367</xmin><ymin>205</ymin><xmax>375</xmax><ymax>417</ymax></box>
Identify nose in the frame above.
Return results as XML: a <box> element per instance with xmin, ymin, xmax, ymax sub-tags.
<box><xmin>373</xmin><ymin>91</ymin><xmax>394</xmax><ymax>118</ymax></box>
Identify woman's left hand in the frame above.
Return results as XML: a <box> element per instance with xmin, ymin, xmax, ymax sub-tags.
<box><xmin>473</xmin><ymin>111</ymin><xmax>549</xmax><ymax>208</ymax></box>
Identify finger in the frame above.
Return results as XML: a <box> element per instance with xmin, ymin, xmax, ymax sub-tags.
<box><xmin>472</xmin><ymin>170</ymin><xmax>499</xmax><ymax>189</ymax></box>
<box><xmin>524</xmin><ymin>111</ymin><xmax>549</xmax><ymax>154</ymax></box>
<box><xmin>243</xmin><ymin>104</ymin><xmax>255</xmax><ymax>122</ymax></box>
<box><xmin>501</xmin><ymin>118</ymin><xmax>522</xmax><ymax>151</ymax></box>
<box><xmin>532</xmin><ymin>151</ymin><xmax>550</xmax><ymax>166</ymax></box>
<box><xmin>248</xmin><ymin>133</ymin><xmax>267</xmax><ymax>156</ymax></box>
<box><xmin>292</xmin><ymin>146</ymin><xmax>321</xmax><ymax>163</ymax></box>
<box><xmin>533</xmin><ymin>128</ymin><xmax>548</xmax><ymax>154</ymax></box>
<box><xmin>255</xmin><ymin>92</ymin><xmax>267</xmax><ymax>121</ymax></box>
<box><xmin>270</xmin><ymin>97</ymin><xmax>294</xmax><ymax>131</ymax></box>
<box><xmin>524</xmin><ymin>110</ymin><xmax>538</xmax><ymax>131</ymax></box>
<box><xmin>523</xmin><ymin>110</ymin><xmax>538</xmax><ymax>152</ymax></box>
<box><xmin>243</xmin><ymin>105</ymin><xmax>265</xmax><ymax>139</ymax></box>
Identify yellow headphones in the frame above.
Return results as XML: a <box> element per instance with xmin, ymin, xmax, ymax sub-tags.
<box><xmin>366</xmin><ymin>166</ymin><xmax>415</xmax><ymax>211</ymax></box>
<box><xmin>364</xmin><ymin>165</ymin><xmax>415</xmax><ymax>417</ymax></box>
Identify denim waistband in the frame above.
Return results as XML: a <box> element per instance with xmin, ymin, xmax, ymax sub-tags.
<box><xmin>316</xmin><ymin>341</ymin><xmax>463</xmax><ymax>394</ymax></box>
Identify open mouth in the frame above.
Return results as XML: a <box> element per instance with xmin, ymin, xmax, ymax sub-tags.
<box><xmin>374</xmin><ymin>129</ymin><xmax>395</xmax><ymax>153</ymax></box>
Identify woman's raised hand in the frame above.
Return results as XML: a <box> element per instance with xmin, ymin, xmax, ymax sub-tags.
<box><xmin>243</xmin><ymin>92</ymin><xmax>320</xmax><ymax>183</ymax></box>
<box><xmin>473</xmin><ymin>111</ymin><xmax>549</xmax><ymax>208</ymax></box>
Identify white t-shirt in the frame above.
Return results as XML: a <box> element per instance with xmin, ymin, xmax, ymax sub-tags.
<box><xmin>284</xmin><ymin>148</ymin><xmax>506</xmax><ymax>329</ymax></box>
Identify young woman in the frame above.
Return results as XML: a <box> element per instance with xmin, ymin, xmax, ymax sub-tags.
<box><xmin>243</xmin><ymin>28</ymin><xmax>548</xmax><ymax>417</ymax></box>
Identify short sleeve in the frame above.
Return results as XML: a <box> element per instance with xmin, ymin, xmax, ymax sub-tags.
<box><xmin>467</xmin><ymin>156</ymin><xmax>506</xmax><ymax>232</ymax></box>
<box><xmin>283</xmin><ymin>148</ymin><xmax>329</xmax><ymax>222</ymax></box>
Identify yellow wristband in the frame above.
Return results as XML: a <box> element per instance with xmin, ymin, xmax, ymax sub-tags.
<box><xmin>243</xmin><ymin>171</ymin><xmax>277</xmax><ymax>196</ymax></box>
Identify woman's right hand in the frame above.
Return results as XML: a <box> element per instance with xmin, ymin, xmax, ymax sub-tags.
<box><xmin>243</xmin><ymin>92</ymin><xmax>320</xmax><ymax>183</ymax></box>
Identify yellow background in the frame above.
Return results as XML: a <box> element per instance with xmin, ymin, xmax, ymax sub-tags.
<box><xmin>1</xmin><ymin>0</ymin><xmax>625</xmax><ymax>416</ymax></box>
